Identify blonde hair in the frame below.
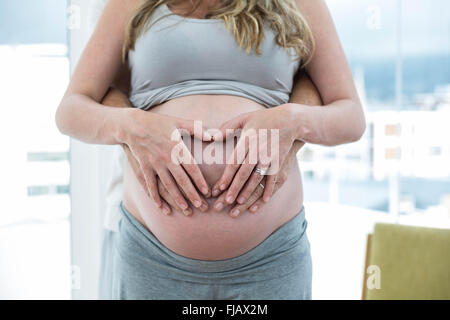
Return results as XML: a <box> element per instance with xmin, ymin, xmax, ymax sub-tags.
<box><xmin>124</xmin><ymin>0</ymin><xmax>315</xmax><ymax>67</ymax></box>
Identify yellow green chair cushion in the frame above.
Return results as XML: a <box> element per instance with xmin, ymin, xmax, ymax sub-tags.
<box><xmin>366</xmin><ymin>223</ymin><xmax>450</xmax><ymax>300</ymax></box>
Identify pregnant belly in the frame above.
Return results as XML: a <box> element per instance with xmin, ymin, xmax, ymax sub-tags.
<box><xmin>122</xmin><ymin>95</ymin><xmax>304</xmax><ymax>260</ymax></box>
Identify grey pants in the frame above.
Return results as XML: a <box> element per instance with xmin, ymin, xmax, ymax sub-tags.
<box><xmin>99</xmin><ymin>202</ymin><xmax>312</xmax><ymax>300</ymax></box>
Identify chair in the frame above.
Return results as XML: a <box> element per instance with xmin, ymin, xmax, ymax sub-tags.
<box><xmin>362</xmin><ymin>223</ymin><xmax>450</xmax><ymax>299</ymax></box>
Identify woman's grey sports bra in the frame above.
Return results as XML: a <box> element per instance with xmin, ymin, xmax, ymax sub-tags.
<box><xmin>128</xmin><ymin>4</ymin><xmax>301</xmax><ymax>110</ymax></box>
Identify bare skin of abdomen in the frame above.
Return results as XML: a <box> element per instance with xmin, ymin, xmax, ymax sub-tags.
<box><xmin>122</xmin><ymin>95</ymin><xmax>304</xmax><ymax>260</ymax></box>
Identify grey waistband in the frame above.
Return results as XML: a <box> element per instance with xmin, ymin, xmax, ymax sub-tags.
<box><xmin>129</xmin><ymin>79</ymin><xmax>291</xmax><ymax>110</ymax></box>
<box><xmin>118</xmin><ymin>202</ymin><xmax>307</xmax><ymax>274</ymax></box>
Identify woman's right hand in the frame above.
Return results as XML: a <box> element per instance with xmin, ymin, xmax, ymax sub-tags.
<box><xmin>122</xmin><ymin>144</ymin><xmax>209</xmax><ymax>216</ymax></box>
<box><xmin>120</xmin><ymin>109</ymin><xmax>212</xmax><ymax>214</ymax></box>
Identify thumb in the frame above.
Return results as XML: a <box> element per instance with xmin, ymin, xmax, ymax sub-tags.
<box><xmin>177</xmin><ymin>119</ymin><xmax>213</xmax><ymax>141</ymax></box>
<box><xmin>214</xmin><ymin>113</ymin><xmax>251</xmax><ymax>141</ymax></box>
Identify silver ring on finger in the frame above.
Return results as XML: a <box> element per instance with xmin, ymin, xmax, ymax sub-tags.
<box><xmin>259</xmin><ymin>183</ymin><xmax>265</xmax><ymax>189</ymax></box>
<box><xmin>255</xmin><ymin>167</ymin><xmax>267</xmax><ymax>176</ymax></box>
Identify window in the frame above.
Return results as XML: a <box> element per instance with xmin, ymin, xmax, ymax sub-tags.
<box><xmin>302</xmin><ymin>0</ymin><xmax>450</xmax><ymax>299</ymax></box>
<box><xmin>0</xmin><ymin>0</ymin><xmax>71</xmax><ymax>299</ymax></box>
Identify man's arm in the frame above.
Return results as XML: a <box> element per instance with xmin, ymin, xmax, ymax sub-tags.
<box><xmin>291</xmin><ymin>70</ymin><xmax>323</xmax><ymax>106</ymax></box>
<box><xmin>101</xmin><ymin>64</ymin><xmax>131</xmax><ymax>108</ymax></box>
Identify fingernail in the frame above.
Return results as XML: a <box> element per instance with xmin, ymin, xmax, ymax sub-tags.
<box><xmin>201</xmin><ymin>203</ymin><xmax>208</xmax><ymax>211</ymax></box>
<box><xmin>231</xmin><ymin>209</ymin><xmax>240</xmax><ymax>217</ymax></box>
<box><xmin>263</xmin><ymin>196</ymin><xmax>270</xmax><ymax>203</ymax></box>
<box><xmin>194</xmin><ymin>200</ymin><xmax>202</xmax><ymax>208</ymax></box>
<box><xmin>237</xmin><ymin>196</ymin><xmax>245</xmax><ymax>204</ymax></box>
<box><xmin>163</xmin><ymin>207</ymin><xmax>170</xmax><ymax>215</ymax></box>
<box><xmin>179</xmin><ymin>203</ymin><xmax>188</xmax><ymax>210</ymax></box>
<box><xmin>220</xmin><ymin>184</ymin><xmax>227</xmax><ymax>191</ymax></box>
<box><xmin>202</xmin><ymin>187</ymin><xmax>209</xmax><ymax>195</ymax></box>
<box><xmin>183</xmin><ymin>209</ymin><xmax>192</xmax><ymax>216</ymax></box>
<box><xmin>226</xmin><ymin>195</ymin><xmax>234</xmax><ymax>204</ymax></box>
<box><xmin>214</xmin><ymin>202</ymin><xmax>224</xmax><ymax>211</ymax></box>
<box><xmin>250</xmin><ymin>205</ymin><xmax>258</xmax><ymax>212</ymax></box>
<box><xmin>212</xmin><ymin>189</ymin><xmax>220</xmax><ymax>197</ymax></box>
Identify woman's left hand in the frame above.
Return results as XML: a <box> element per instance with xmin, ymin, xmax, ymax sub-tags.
<box><xmin>212</xmin><ymin>104</ymin><xmax>299</xmax><ymax>206</ymax></box>
<box><xmin>212</xmin><ymin>140</ymin><xmax>304</xmax><ymax>217</ymax></box>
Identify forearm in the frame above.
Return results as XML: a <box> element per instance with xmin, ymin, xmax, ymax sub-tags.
<box><xmin>288</xmin><ymin>72</ymin><xmax>323</xmax><ymax>150</ymax></box>
<box><xmin>286</xmin><ymin>73</ymin><xmax>365</xmax><ymax>146</ymax></box>
<box><xmin>101</xmin><ymin>87</ymin><xmax>133</xmax><ymax>151</ymax></box>
<box><xmin>55</xmin><ymin>42</ymin><xmax>134</xmax><ymax>145</ymax></box>
<box><xmin>288</xmin><ymin>98</ymin><xmax>366</xmax><ymax>146</ymax></box>
<box><xmin>56</xmin><ymin>63</ymin><xmax>132</xmax><ymax>145</ymax></box>
<box><xmin>55</xmin><ymin>93</ymin><xmax>131</xmax><ymax>145</ymax></box>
